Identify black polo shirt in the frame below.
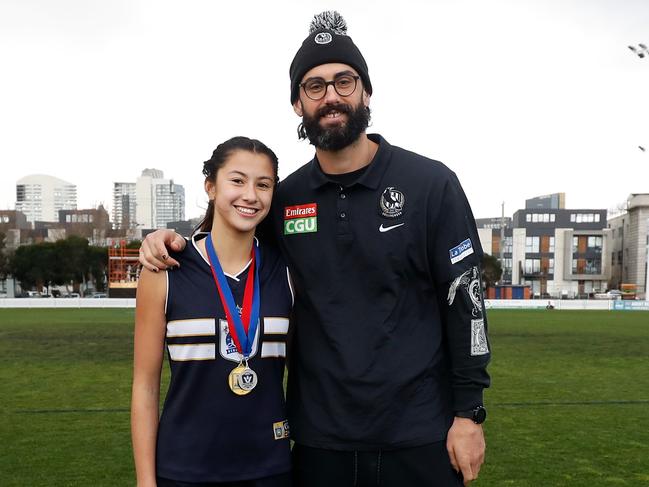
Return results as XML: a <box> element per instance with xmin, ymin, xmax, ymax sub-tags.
<box><xmin>273</xmin><ymin>134</ymin><xmax>490</xmax><ymax>450</ymax></box>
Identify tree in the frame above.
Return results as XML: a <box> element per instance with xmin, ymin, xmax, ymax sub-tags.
<box><xmin>10</xmin><ymin>236</ymin><xmax>109</xmax><ymax>294</ymax></box>
<box><xmin>0</xmin><ymin>232</ymin><xmax>9</xmax><ymax>279</ymax></box>
<box><xmin>126</xmin><ymin>239</ymin><xmax>142</xmax><ymax>250</ymax></box>
<box><xmin>87</xmin><ymin>245</ymin><xmax>108</xmax><ymax>292</ymax></box>
<box><xmin>481</xmin><ymin>254</ymin><xmax>503</xmax><ymax>292</ymax></box>
<box><xmin>53</xmin><ymin>235</ymin><xmax>90</xmax><ymax>290</ymax></box>
<box><xmin>11</xmin><ymin>242</ymin><xmax>58</xmax><ymax>291</ymax></box>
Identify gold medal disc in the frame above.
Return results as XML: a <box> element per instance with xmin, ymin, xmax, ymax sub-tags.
<box><xmin>228</xmin><ymin>364</ymin><xmax>258</xmax><ymax>395</ymax></box>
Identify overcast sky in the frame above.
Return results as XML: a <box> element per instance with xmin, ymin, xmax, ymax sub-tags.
<box><xmin>1</xmin><ymin>0</ymin><xmax>648</xmax><ymax>221</ymax></box>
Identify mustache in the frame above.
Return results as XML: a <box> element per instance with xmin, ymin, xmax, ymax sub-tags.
<box><xmin>316</xmin><ymin>103</ymin><xmax>352</xmax><ymax>118</ymax></box>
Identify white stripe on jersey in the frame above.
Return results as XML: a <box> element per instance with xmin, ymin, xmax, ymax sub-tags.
<box><xmin>167</xmin><ymin>318</ymin><xmax>215</xmax><ymax>337</ymax></box>
<box><xmin>264</xmin><ymin>317</ymin><xmax>289</xmax><ymax>335</ymax></box>
<box><xmin>168</xmin><ymin>343</ymin><xmax>216</xmax><ymax>361</ymax></box>
<box><xmin>261</xmin><ymin>342</ymin><xmax>286</xmax><ymax>358</ymax></box>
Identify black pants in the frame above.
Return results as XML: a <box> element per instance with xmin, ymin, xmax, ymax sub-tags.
<box><xmin>157</xmin><ymin>471</ymin><xmax>292</xmax><ymax>487</ymax></box>
<box><xmin>292</xmin><ymin>441</ymin><xmax>463</xmax><ymax>487</ymax></box>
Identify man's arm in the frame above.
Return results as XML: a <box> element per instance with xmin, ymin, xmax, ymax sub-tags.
<box><xmin>139</xmin><ymin>229</ymin><xmax>186</xmax><ymax>271</ymax></box>
<box><xmin>428</xmin><ymin>173</ymin><xmax>491</xmax><ymax>485</ymax></box>
<box><xmin>447</xmin><ymin>417</ymin><xmax>485</xmax><ymax>485</ymax></box>
<box><xmin>439</xmin><ymin>269</ymin><xmax>490</xmax><ymax>486</ymax></box>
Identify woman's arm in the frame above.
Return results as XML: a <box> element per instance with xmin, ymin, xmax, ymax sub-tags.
<box><xmin>131</xmin><ymin>268</ymin><xmax>167</xmax><ymax>487</ymax></box>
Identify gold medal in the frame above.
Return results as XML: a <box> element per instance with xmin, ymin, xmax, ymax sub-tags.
<box><xmin>228</xmin><ymin>361</ymin><xmax>258</xmax><ymax>395</ymax></box>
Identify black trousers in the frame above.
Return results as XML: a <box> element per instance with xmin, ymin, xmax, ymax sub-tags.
<box><xmin>157</xmin><ymin>471</ymin><xmax>292</xmax><ymax>487</ymax></box>
<box><xmin>292</xmin><ymin>441</ymin><xmax>463</xmax><ymax>487</ymax></box>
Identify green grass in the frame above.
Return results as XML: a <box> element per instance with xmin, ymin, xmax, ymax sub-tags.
<box><xmin>0</xmin><ymin>309</ymin><xmax>648</xmax><ymax>486</ymax></box>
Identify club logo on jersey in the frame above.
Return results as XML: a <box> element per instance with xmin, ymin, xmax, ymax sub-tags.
<box><xmin>379</xmin><ymin>187</ymin><xmax>405</xmax><ymax>218</ymax></box>
<box><xmin>284</xmin><ymin>203</ymin><xmax>317</xmax><ymax>235</ymax></box>
<box><xmin>471</xmin><ymin>319</ymin><xmax>489</xmax><ymax>356</ymax></box>
<box><xmin>273</xmin><ymin>420</ymin><xmax>290</xmax><ymax>440</ymax></box>
<box><xmin>314</xmin><ymin>32</ymin><xmax>332</xmax><ymax>45</ymax></box>
<box><xmin>449</xmin><ymin>238</ymin><xmax>474</xmax><ymax>264</ymax></box>
<box><xmin>219</xmin><ymin>320</ymin><xmax>259</xmax><ymax>362</ymax></box>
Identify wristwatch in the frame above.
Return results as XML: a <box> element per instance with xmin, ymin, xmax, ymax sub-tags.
<box><xmin>455</xmin><ymin>406</ymin><xmax>487</xmax><ymax>424</ymax></box>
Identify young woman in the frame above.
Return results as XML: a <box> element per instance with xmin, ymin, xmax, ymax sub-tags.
<box><xmin>131</xmin><ymin>137</ymin><xmax>293</xmax><ymax>487</ymax></box>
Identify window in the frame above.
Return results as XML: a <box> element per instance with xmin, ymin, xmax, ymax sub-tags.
<box><xmin>549</xmin><ymin>236</ymin><xmax>555</xmax><ymax>253</ymax></box>
<box><xmin>551</xmin><ymin>214</ymin><xmax>556</xmax><ymax>222</ymax></box>
<box><xmin>526</xmin><ymin>214</ymin><xmax>531</xmax><ymax>222</ymax></box>
<box><xmin>585</xmin><ymin>259</ymin><xmax>601</xmax><ymax>274</ymax></box>
<box><xmin>587</xmin><ymin>236</ymin><xmax>602</xmax><ymax>250</ymax></box>
<box><xmin>572</xmin><ymin>236</ymin><xmax>579</xmax><ymax>253</ymax></box>
<box><xmin>525</xmin><ymin>259</ymin><xmax>541</xmax><ymax>273</ymax></box>
<box><xmin>525</xmin><ymin>236</ymin><xmax>540</xmax><ymax>253</ymax></box>
<box><xmin>548</xmin><ymin>258</ymin><xmax>555</xmax><ymax>275</ymax></box>
<box><xmin>503</xmin><ymin>237</ymin><xmax>513</xmax><ymax>253</ymax></box>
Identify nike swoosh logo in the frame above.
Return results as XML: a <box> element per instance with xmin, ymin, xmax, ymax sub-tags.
<box><xmin>379</xmin><ymin>223</ymin><xmax>405</xmax><ymax>233</ymax></box>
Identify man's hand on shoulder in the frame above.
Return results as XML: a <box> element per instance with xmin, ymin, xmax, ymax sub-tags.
<box><xmin>139</xmin><ymin>229</ymin><xmax>186</xmax><ymax>272</ymax></box>
<box><xmin>447</xmin><ymin>416</ymin><xmax>485</xmax><ymax>485</ymax></box>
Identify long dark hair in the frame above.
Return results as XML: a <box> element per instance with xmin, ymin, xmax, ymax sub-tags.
<box><xmin>195</xmin><ymin>136</ymin><xmax>279</xmax><ymax>233</ymax></box>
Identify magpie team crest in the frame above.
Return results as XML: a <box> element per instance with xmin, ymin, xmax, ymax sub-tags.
<box><xmin>379</xmin><ymin>187</ymin><xmax>405</xmax><ymax>218</ymax></box>
<box><xmin>314</xmin><ymin>32</ymin><xmax>332</xmax><ymax>44</ymax></box>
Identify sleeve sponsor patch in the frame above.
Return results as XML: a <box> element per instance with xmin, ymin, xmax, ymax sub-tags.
<box><xmin>449</xmin><ymin>238</ymin><xmax>474</xmax><ymax>264</ymax></box>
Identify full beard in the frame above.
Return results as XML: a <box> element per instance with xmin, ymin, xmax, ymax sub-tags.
<box><xmin>300</xmin><ymin>103</ymin><xmax>371</xmax><ymax>151</ymax></box>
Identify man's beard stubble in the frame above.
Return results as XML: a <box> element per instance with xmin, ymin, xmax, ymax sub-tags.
<box><xmin>299</xmin><ymin>102</ymin><xmax>371</xmax><ymax>151</ymax></box>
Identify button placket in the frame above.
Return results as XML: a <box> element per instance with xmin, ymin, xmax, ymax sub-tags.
<box><xmin>337</xmin><ymin>185</ymin><xmax>350</xmax><ymax>235</ymax></box>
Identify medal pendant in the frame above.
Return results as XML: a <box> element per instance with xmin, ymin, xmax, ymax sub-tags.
<box><xmin>228</xmin><ymin>363</ymin><xmax>258</xmax><ymax>395</ymax></box>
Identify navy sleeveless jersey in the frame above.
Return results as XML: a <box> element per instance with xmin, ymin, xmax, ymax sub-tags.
<box><xmin>156</xmin><ymin>233</ymin><xmax>293</xmax><ymax>483</ymax></box>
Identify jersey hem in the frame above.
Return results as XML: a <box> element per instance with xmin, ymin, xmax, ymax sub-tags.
<box><xmin>156</xmin><ymin>463</ymin><xmax>291</xmax><ymax>484</ymax></box>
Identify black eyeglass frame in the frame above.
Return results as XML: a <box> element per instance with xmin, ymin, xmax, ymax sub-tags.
<box><xmin>299</xmin><ymin>75</ymin><xmax>360</xmax><ymax>101</ymax></box>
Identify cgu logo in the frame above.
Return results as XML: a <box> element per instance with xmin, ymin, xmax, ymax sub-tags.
<box><xmin>284</xmin><ymin>217</ymin><xmax>317</xmax><ymax>235</ymax></box>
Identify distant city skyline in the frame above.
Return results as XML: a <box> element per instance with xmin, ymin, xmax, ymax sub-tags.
<box><xmin>1</xmin><ymin>1</ymin><xmax>648</xmax><ymax>220</ymax></box>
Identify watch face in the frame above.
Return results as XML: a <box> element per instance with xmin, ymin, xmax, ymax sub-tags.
<box><xmin>474</xmin><ymin>406</ymin><xmax>487</xmax><ymax>424</ymax></box>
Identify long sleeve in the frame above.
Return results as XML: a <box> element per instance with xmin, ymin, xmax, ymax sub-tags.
<box><xmin>428</xmin><ymin>172</ymin><xmax>491</xmax><ymax>411</ymax></box>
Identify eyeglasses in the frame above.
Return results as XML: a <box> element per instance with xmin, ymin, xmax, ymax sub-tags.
<box><xmin>300</xmin><ymin>74</ymin><xmax>360</xmax><ymax>101</ymax></box>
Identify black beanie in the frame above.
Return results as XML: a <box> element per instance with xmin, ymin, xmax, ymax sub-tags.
<box><xmin>289</xmin><ymin>11</ymin><xmax>372</xmax><ymax>104</ymax></box>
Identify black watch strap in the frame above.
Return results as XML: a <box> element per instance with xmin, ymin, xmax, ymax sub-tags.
<box><xmin>455</xmin><ymin>406</ymin><xmax>487</xmax><ymax>424</ymax></box>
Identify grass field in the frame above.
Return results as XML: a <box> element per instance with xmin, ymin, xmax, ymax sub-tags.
<box><xmin>0</xmin><ymin>308</ymin><xmax>648</xmax><ymax>486</ymax></box>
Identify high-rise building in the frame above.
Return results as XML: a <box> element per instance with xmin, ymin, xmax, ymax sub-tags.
<box><xmin>113</xmin><ymin>169</ymin><xmax>185</xmax><ymax>230</ymax></box>
<box><xmin>15</xmin><ymin>174</ymin><xmax>77</xmax><ymax>223</ymax></box>
<box><xmin>113</xmin><ymin>182</ymin><xmax>137</xmax><ymax>230</ymax></box>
